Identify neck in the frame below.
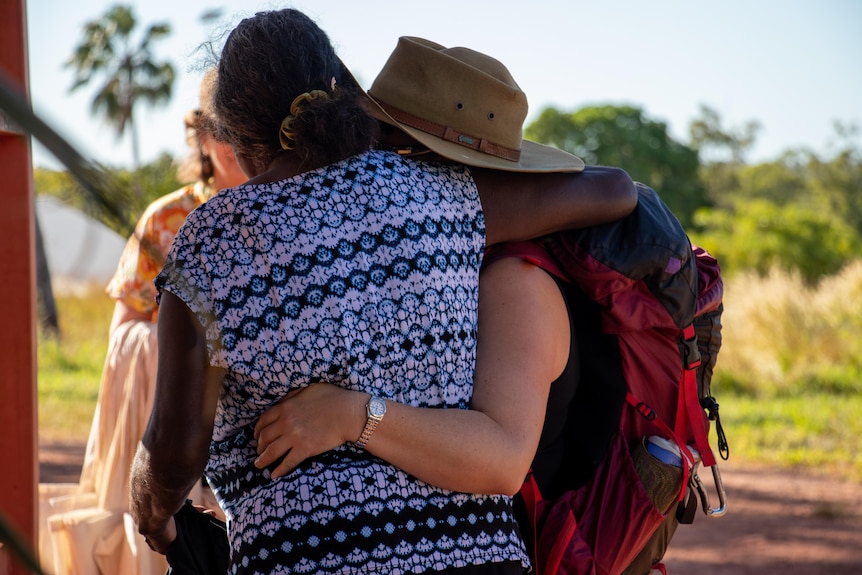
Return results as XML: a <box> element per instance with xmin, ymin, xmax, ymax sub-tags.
<box><xmin>241</xmin><ymin>151</ymin><xmax>311</xmax><ymax>185</ymax></box>
<box><xmin>210</xmin><ymin>174</ymin><xmax>232</xmax><ymax>191</ymax></box>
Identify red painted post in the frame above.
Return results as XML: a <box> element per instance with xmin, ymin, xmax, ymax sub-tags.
<box><xmin>0</xmin><ymin>0</ymin><xmax>39</xmax><ymax>573</ymax></box>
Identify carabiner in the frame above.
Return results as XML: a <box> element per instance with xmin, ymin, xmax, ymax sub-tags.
<box><xmin>691</xmin><ymin>464</ymin><xmax>727</xmax><ymax>517</ymax></box>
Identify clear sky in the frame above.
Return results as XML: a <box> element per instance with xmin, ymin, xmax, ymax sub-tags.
<box><xmin>23</xmin><ymin>0</ymin><xmax>862</xmax><ymax>170</ymax></box>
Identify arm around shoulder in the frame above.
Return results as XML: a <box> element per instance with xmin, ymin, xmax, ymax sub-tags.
<box><xmin>475</xmin><ymin>165</ymin><xmax>637</xmax><ymax>245</ymax></box>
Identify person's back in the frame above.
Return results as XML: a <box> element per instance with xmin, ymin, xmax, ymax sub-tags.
<box><xmin>162</xmin><ymin>149</ymin><xmax>529</xmax><ymax>572</ymax></box>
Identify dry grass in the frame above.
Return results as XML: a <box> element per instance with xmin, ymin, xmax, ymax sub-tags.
<box><xmin>713</xmin><ymin>260</ymin><xmax>862</xmax><ymax>481</ymax></box>
<box><xmin>717</xmin><ymin>259</ymin><xmax>862</xmax><ymax>395</ymax></box>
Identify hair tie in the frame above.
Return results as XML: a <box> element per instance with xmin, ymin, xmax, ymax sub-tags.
<box><xmin>279</xmin><ymin>115</ymin><xmax>297</xmax><ymax>150</ymax></box>
<box><xmin>279</xmin><ymin>89</ymin><xmax>330</xmax><ymax>150</ymax></box>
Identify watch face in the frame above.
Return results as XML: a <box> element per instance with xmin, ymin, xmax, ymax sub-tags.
<box><xmin>368</xmin><ymin>397</ymin><xmax>386</xmax><ymax>418</ymax></box>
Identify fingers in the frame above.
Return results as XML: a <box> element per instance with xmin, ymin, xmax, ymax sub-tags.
<box><xmin>270</xmin><ymin>456</ymin><xmax>297</xmax><ymax>479</ymax></box>
<box><xmin>255</xmin><ymin>442</ymin><xmax>299</xmax><ymax>479</ymax></box>
<box><xmin>255</xmin><ymin>421</ymin><xmax>274</xmax><ymax>455</ymax></box>
<box><xmin>252</xmin><ymin>385</ymin><xmax>342</xmax><ymax>476</ymax></box>
<box><xmin>254</xmin><ymin>388</ymin><xmax>303</xmax><ymax>440</ymax></box>
<box><xmin>254</xmin><ymin>405</ymin><xmax>280</xmax><ymax>440</ymax></box>
<box><xmin>254</xmin><ymin>431</ymin><xmax>299</xmax><ymax>469</ymax></box>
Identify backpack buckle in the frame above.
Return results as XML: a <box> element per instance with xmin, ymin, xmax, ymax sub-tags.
<box><xmin>634</xmin><ymin>401</ymin><xmax>657</xmax><ymax>422</ymax></box>
<box><xmin>678</xmin><ymin>326</ymin><xmax>701</xmax><ymax>370</ymax></box>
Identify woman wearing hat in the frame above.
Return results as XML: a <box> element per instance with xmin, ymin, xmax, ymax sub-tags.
<box><xmin>130</xmin><ymin>9</ymin><xmax>633</xmax><ymax>575</ymax></box>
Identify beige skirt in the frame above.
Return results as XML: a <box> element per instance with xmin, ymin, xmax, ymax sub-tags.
<box><xmin>41</xmin><ymin>320</ymin><xmax>214</xmax><ymax>575</ymax></box>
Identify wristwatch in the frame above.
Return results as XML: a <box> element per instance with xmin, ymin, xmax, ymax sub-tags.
<box><xmin>354</xmin><ymin>396</ymin><xmax>386</xmax><ymax>449</ymax></box>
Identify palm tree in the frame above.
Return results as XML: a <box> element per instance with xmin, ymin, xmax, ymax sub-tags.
<box><xmin>66</xmin><ymin>4</ymin><xmax>174</xmax><ymax>169</ymax></box>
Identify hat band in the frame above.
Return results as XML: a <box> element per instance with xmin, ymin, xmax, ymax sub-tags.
<box><xmin>375</xmin><ymin>100</ymin><xmax>521</xmax><ymax>162</ymax></box>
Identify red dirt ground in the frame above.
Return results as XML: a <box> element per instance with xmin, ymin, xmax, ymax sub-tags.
<box><xmin>39</xmin><ymin>441</ymin><xmax>862</xmax><ymax>574</ymax></box>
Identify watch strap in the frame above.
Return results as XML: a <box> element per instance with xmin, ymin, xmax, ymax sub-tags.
<box><xmin>354</xmin><ymin>396</ymin><xmax>385</xmax><ymax>449</ymax></box>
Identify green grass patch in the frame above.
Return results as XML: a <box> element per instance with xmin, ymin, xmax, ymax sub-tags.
<box><xmin>38</xmin><ymin>291</ymin><xmax>112</xmax><ymax>442</ymax></box>
<box><xmin>716</xmin><ymin>392</ymin><xmax>862</xmax><ymax>482</ymax></box>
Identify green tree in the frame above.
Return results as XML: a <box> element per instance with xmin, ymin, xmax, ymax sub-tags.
<box><xmin>66</xmin><ymin>4</ymin><xmax>174</xmax><ymax>169</ymax></box>
<box><xmin>804</xmin><ymin>134</ymin><xmax>862</xmax><ymax>235</ymax></box>
<box><xmin>692</xmin><ymin>110</ymin><xmax>862</xmax><ymax>239</ymax></box>
<box><xmin>34</xmin><ymin>153</ymin><xmax>180</xmax><ymax>237</ymax></box>
<box><xmin>710</xmin><ymin>141</ymin><xmax>862</xmax><ymax>236</ymax></box>
<box><xmin>526</xmin><ymin>105</ymin><xmax>707</xmax><ymax>227</ymax></box>
<box><xmin>692</xmin><ymin>198</ymin><xmax>860</xmax><ymax>284</ymax></box>
<box><xmin>689</xmin><ymin>104</ymin><xmax>761</xmax><ymax>165</ymax></box>
<box><xmin>691</xmin><ymin>120</ymin><xmax>862</xmax><ymax>283</ymax></box>
<box><xmin>732</xmin><ymin>157</ymin><xmax>809</xmax><ymax>206</ymax></box>
<box><xmin>688</xmin><ymin>105</ymin><xmax>761</xmax><ymax>210</ymax></box>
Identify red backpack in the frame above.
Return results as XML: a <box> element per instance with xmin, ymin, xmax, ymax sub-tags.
<box><xmin>487</xmin><ymin>183</ymin><xmax>728</xmax><ymax>575</ymax></box>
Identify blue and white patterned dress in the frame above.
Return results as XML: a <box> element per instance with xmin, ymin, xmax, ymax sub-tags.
<box><xmin>156</xmin><ymin>149</ymin><xmax>529</xmax><ymax>574</ymax></box>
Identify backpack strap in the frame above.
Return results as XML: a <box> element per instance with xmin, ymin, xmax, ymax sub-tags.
<box><xmin>519</xmin><ymin>472</ymin><xmax>542</xmax><ymax>574</ymax></box>
<box><xmin>543</xmin><ymin>508</ymin><xmax>578</xmax><ymax>575</ymax></box>
<box><xmin>677</xmin><ymin>325</ymin><xmax>717</xmax><ymax>468</ymax></box>
<box><xmin>484</xmin><ymin>241</ymin><xmax>566</xmax><ymax>281</ymax></box>
<box><xmin>518</xmin><ymin>470</ymin><xmax>580</xmax><ymax>575</ymax></box>
<box><xmin>626</xmin><ymin>323</ymin><xmax>718</xmax><ymax>502</ymax></box>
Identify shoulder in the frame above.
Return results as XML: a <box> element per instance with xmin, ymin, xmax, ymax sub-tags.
<box><xmin>357</xmin><ymin>150</ymin><xmax>470</xmax><ymax>180</ymax></box>
<box><xmin>136</xmin><ymin>184</ymin><xmax>198</xmax><ymax>224</ymax></box>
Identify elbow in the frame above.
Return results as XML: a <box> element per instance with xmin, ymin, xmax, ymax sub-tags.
<box><xmin>608</xmin><ymin>167</ymin><xmax>638</xmax><ymax>219</ymax></box>
<box><xmin>500</xmin><ymin>474</ymin><xmax>528</xmax><ymax>497</ymax></box>
<box><xmin>466</xmin><ymin>454</ymin><xmax>531</xmax><ymax>496</ymax></box>
<box><xmin>494</xmin><ymin>452</ymin><xmax>535</xmax><ymax>496</ymax></box>
<box><xmin>140</xmin><ymin>417</ymin><xmax>211</xmax><ymax>487</ymax></box>
<box><xmin>474</xmin><ymin>470</ymin><xmax>527</xmax><ymax>497</ymax></box>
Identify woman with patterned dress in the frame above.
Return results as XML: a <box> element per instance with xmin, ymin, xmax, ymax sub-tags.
<box><xmin>130</xmin><ymin>9</ymin><xmax>635</xmax><ymax>575</ymax></box>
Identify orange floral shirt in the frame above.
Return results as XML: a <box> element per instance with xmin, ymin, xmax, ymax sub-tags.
<box><xmin>106</xmin><ymin>182</ymin><xmax>214</xmax><ymax>314</ymax></box>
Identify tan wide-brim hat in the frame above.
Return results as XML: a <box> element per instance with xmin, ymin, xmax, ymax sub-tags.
<box><xmin>365</xmin><ymin>36</ymin><xmax>584</xmax><ymax>173</ymax></box>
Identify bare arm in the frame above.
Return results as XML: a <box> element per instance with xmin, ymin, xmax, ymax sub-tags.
<box><xmin>129</xmin><ymin>291</ymin><xmax>224</xmax><ymax>553</ymax></box>
<box><xmin>254</xmin><ymin>257</ymin><xmax>569</xmax><ymax>495</ymax></box>
<box><xmin>472</xmin><ymin>165</ymin><xmax>637</xmax><ymax>245</ymax></box>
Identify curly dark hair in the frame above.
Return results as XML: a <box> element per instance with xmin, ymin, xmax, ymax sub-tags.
<box><xmin>214</xmin><ymin>9</ymin><xmax>379</xmax><ymax>174</ymax></box>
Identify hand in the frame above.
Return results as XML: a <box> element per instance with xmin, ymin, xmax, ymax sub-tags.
<box><xmin>141</xmin><ymin>516</ymin><xmax>177</xmax><ymax>555</ymax></box>
<box><xmin>193</xmin><ymin>503</ymin><xmax>222</xmax><ymax>519</ymax></box>
<box><xmin>254</xmin><ymin>383</ymin><xmax>363</xmax><ymax>478</ymax></box>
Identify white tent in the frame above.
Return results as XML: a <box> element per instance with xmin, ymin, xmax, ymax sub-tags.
<box><xmin>35</xmin><ymin>195</ymin><xmax>126</xmax><ymax>295</ymax></box>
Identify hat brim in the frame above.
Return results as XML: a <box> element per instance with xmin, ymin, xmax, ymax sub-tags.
<box><xmin>364</xmin><ymin>95</ymin><xmax>584</xmax><ymax>173</ymax></box>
